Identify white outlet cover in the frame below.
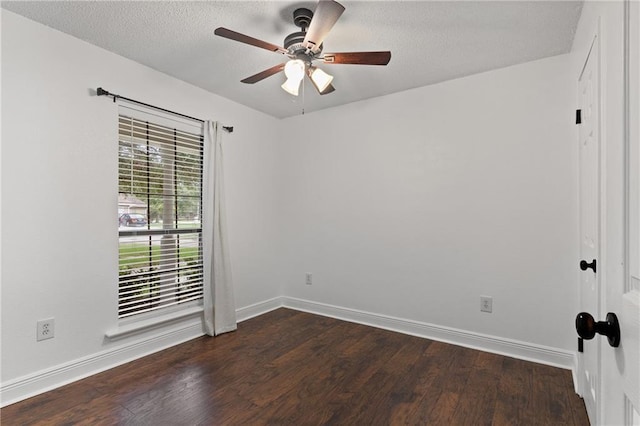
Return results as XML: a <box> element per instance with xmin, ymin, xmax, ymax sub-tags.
<box><xmin>36</xmin><ymin>318</ymin><xmax>55</xmax><ymax>341</ymax></box>
<box><xmin>480</xmin><ymin>296</ymin><xmax>493</xmax><ymax>313</ymax></box>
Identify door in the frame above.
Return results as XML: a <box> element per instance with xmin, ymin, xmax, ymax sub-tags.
<box><xmin>577</xmin><ymin>32</ymin><xmax>601</xmax><ymax>425</ymax></box>
<box><xmin>580</xmin><ymin>3</ymin><xmax>640</xmax><ymax>425</ymax></box>
<box><xmin>601</xmin><ymin>1</ymin><xmax>640</xmax><ymax>424</ymax></box>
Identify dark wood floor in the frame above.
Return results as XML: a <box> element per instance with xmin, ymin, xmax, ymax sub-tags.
<box><xmin>2</xmin><ymin>308</ymin><xmax>589</xmax><ymax>425</ymax></box>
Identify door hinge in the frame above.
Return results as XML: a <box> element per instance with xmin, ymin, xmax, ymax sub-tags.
<box><xmin>576</xmin><ymin>109</ymin><xmax>582</xmax><ymax>124</ymax></box>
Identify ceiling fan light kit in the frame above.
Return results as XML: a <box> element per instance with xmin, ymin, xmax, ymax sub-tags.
<box><xmin>281</xmin><ymin>59</ymin><xmax>306</xmax><ymax>96</ymax></box>
<box><xmin>281</xmin><ymin>78</ymin><xmax>301</xmax><ymax>96</ymax></box>
<box><xmin>308</xmin><ymin>66</ymin><xmax>334</xmax><ymax>93</ymax></box>
<box><xmin>214</xmin><ymin>0</ymin><xmax>391</xmax><ymax>98</ymax></box>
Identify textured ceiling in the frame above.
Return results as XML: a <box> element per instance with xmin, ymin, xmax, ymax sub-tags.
<box><xmin>2</xmin><ymin>1</ymin><xmax>583</xmax><ymax>119</ymax></box>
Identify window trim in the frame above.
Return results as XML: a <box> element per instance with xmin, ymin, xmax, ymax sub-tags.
<box><xmin>105</xmin><ymin>305</ymin><xmax>204</xmax><ymax>340</ymax></box>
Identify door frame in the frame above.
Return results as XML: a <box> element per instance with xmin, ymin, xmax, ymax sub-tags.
<box><xmin>623</xmin><ymin>0</ymin><xmax>640</xmax><ymax>421</ymax></box>
<box><xmin>623</xmin><ymin>0</ymin><xmax>638</xmax><ymax>294</ymax></box>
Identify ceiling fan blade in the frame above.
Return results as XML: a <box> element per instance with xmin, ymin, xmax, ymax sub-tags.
<box><xmin>241</xmin><ymin>63</ymin><xmax>285</xmax><ymax>84</ymax></box>
<box><xmin>323</xmin><ymin>51</ymin><xmax>392</xmax><ymax>66</ymax></box>
<box><xmin>214</xmin><ymin>27</ymin><xmax>287</xmax><ymax>55</ymax></box>
<box><xmin>303</xmin><ymin>0</ymin><xmax>345</xmax><ymax>54</ymax></box>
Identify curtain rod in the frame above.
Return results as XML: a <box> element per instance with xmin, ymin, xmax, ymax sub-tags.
<box><xmin>96</xmin><ymin>87</ymin><xmax>234</xmax><ymax>133</ymax></box>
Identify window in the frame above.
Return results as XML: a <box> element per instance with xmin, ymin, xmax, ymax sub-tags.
<box><xmin>118</xmin><ymin>108</ymin><xmax>204</xmax><ymax>319</ymax></box>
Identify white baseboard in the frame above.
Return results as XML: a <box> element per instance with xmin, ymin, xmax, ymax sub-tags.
<box><xmin>236</xmin><ymin>297</ymin><xmax>283</xmax><ymax>322</ymax></box>
<box><xmin>282</xmin><ymin>296</ymin><xmax>575</xmax><ymax>371</ymax></box>
<box><xmin>1</xmin><ymin>298</ymin><xmax>284</xmax><ymax>408</ymax></box>
<box><xmin>0</xmin><ymin>319</ymin><xmax>204</xmax><ymax>408</ymax></box>
<box><xmin>2</xmin><ymin>296</ymin><xmax>578</xmax><ymax>407</ymax></box>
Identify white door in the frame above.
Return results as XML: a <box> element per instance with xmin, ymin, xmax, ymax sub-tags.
<box><xmin>600</xmin><ymin>2</ymin><xmax>640</xmax><ymax>424</ymax></box>
<box><xmin>577</xmin><ymin>32</ymin><xmax>601</xmax><ymax>425</ymax></box>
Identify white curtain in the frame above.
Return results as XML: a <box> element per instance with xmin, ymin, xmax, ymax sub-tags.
<box><xmin>203</xmin><ymin>121</ymin><xmax>237</xmax><ymax>336</ymax></box>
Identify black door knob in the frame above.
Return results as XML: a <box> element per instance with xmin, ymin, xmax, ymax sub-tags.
<box><xmin>580</xmin><ymin>259</ymin><xmax>597</xmax><ymax>273</ymax></box>
<box><xmin>575</xmin><ymin>312</ymin><xmax>620</xmax><ymax>347</ymax></box>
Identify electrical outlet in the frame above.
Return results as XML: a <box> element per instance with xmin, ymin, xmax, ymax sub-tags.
<box><xmin>37</xmin><ymin>318</ymin><xmax>55</xmax><ymax>341</ymax></box>
<box><xmin>480</xmin><ymin>296</ymin><xmax>493</xmax><ymax>313</ymax></box>
<box><xmin>305</xmin><ymin>273</ymin><xmax>313</xmax><ymax>285</ymax></box>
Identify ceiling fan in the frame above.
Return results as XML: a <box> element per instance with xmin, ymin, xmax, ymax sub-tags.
<box><xmin>214</xmin><ymin>0</ymin><xmax>391</xmax><ymax>96</ymax></box>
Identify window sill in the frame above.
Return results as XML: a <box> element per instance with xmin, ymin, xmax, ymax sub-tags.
<box><xmin>105</xmin><ymin>306</ymin><xmax>204</xmax><ymax>340</ymax></box>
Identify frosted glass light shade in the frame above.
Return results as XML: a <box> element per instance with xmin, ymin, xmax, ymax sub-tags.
<box><xmin>309</xmin><ymin>67</ymin><xmax>334</xmax><ymax>93</ymax></box>
<box><xmin>281</xmin><ymin>78</ymin><xmax>302</xmax><ymax>96</ymax></box>
<box><xmin>284</xmin><ymin>59</ymin><xmax>305</xmax><ymax>81</ymax></box>
<box><xmin>282</xmin><ymin>59</ymin><xmax>305</xmax><ymax>96</ymax></box>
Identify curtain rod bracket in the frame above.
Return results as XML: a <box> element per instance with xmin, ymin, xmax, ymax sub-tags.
<box><xmin>223</xmin><ymin>126</ymin><xmax>234</xmax><ymax>133</ymax></box>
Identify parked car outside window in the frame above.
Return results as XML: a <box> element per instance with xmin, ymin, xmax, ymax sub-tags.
<box><xmin>119</xmin><ymin>213</ymin><xmax>147</xmax><ymax>227</ymax></box>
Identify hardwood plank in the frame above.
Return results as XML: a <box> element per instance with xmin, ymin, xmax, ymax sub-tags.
<box><xmin>532</xmin><ymin>363</ymin><xmax>578</xmax><ymax>425</ymax></box>
<box><xmin>423</xmin><ymin>345</ymin><xmax>479</xmax><ymax>424</ymax></box>
<box><xmin>323</xmin><ymin>332</ymin><xmax>431</xmax><ymax>425</ymax></box>
<box><xmin>0</xmin><ymin>380</ymin><xmax>103</xmax><ymax>425</ymax></box>
<box><xmin>449</xmin><ymin>351</ymin><xmax>503</xmax><ymax>425</ymax></box>
<box><xmin>493</xmin><ymin>357</ymin><xmax>535</xmax><ymax>425</ymax></box>
<box><xmin>388</xmin><ymin>340</ymin><xmax>460</xmax><ymax>423</ymax></box>
<box><xmin>35</xmin><ymin>393</ymin><xmax>137</xmax><ymax>426</ymax></box>
<box><xmin>0</xmin><ymin>308</ymin><xmax>588</xmax><ymax>425</ymax></box>
<box><xmin>241</xmin><ymin>322</ymin><xmax>408</xmax><ymax>424</ymax></box>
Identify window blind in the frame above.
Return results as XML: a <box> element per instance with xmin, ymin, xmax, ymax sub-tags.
<box><xmin>118</xmin><ymin>112</ymin><xmax>204</xmax><ymax>319</ymax></box>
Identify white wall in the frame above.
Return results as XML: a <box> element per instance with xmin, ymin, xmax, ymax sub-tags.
<box><xmin>1</xmin><ymin>10</ymin><xmax>282</xmax><ymax>396</ymax></box>
<box><xmin>278</xmin><ymin>53</ymin><xmax>578</xmax><ymax>352</ymax></box>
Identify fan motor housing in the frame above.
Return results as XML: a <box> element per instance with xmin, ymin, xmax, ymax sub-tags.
<box><xmin>284</xmin><ymin>32</ymin><xmax>323</xmax><ymax>56</ymax></box>
<box><xmin>284</xmin><ymin>8</ymin><xmax>322</xmax><ymax>57</ymax></box>
<box><xmin>284</xmin><ymin>31</ymin><xmax>306</xmax><ymax>51</ymax></box>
